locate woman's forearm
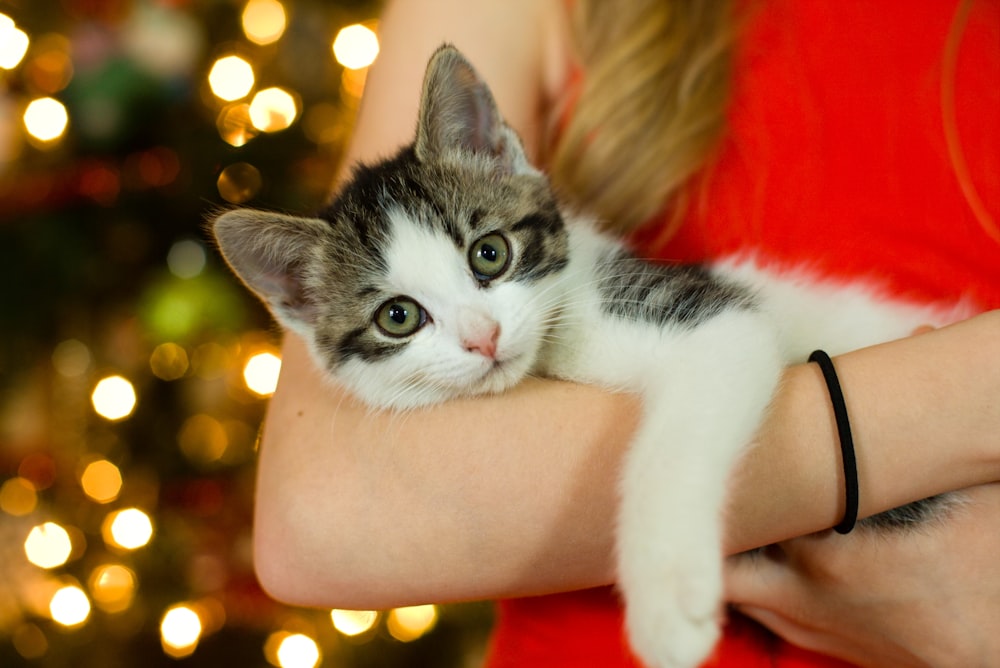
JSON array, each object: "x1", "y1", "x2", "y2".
[
  {"x1": 253, "y1": 334, "x2": 636, "y2": 608},
  {"x1": 252, "y1": 312, "x2": 1000, "y2": 609},
  {"x1": 727, "y1": 310, "x2": 1000, "y2": 553}
]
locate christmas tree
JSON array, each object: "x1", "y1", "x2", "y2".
[{"x1": 0, "y1": 1, "x2": 492, "y2": 665}]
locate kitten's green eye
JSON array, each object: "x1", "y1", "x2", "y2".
[
  {"x1": 469, "y1": 233, "x2": 510, "y2": 281},
  {"x1": 375, "y1": 297, "x2": 426, "y2": 338}
]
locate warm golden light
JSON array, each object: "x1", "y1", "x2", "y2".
[
  {"x1": 161, "y1": 604, "x2": 203, "y2": 658},
  {"x1": 0, "y1": 14, "x2": 29, "y2": 70},
  {"x1": 103, "y1": 508, "x2": 154, "y2": 550},
  {"x1": 216, "y1": 103, "x2": 258, "y2": 147},
  {"x1": 332, "y1": 23, "x2": 379, "y2": 70},
  {"x1": 89, "y1": 564, "x2": 136, "y2": 613},
  {"x1": 178, "y1": 414, "x2": 228, "y2": 465},
  {"x1": 49, "y1": 585, "x2": 91, "y2": 627},
  {"x1": 387, "y1": 604, "x2": 438, "y2": 642},
  {"x1": 243, "y1": 351, "x2": 281, "y2": 396},
  {"x1": 276, "y1": 633, "x2": 321, "y2": 668},
  {"x1": 217, "y1": 162, "x2": 263, "y2": 204},
  {"x1": 150, "y1": 342, "x2": 190, "y2": 381},
  {"x1": 24, "y1": 522, "x2": 73, "y2": 569},
  {"x1": 242, "y1": 0, "x2": 287, "y2": 45},
  {"x1": 23, "y1": 97, "x2": 69, "y2": 142},
  {"x1": 80, "y1": 459, "x2": 123, "y2": 504},
  {"x1": 330, "y1": 609, "x2": 378, "y2": 637},
  {"x1": 249, "y1": 87, "x2": 298, "y2": 132},
  {"x1": 0, "y1": 476, "x2": 37, "y2": 516},
  {"x1": 91, "y1": 375, "x2": 137, "y2": 421},
  {"x1": 208, "y1": 55, "x2": 255, "y2": 102},
  {"x1": 26, "y1": 34, "x2": 73, "y2": 93},
  {"x1": 341, "y1": 66, "x2": 368, "y2": 99},
  {"x1": 11, "y1": 623, "x2": 48, "y2": 660}
]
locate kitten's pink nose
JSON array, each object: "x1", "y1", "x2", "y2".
[{"x1": 463, "y1": 324, "x2": 500, "y2": 359}]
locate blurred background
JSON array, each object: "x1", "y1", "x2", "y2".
[{"x1": 0, "y1": 1, "x2": 493, "y2": 666}]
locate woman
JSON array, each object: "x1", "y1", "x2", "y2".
[{"x1": 252, "y1": 0, "x2": 1000, "y2": 665}]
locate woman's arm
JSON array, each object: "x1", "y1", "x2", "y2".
[
  {"x1": 255, "y1": 313, "x2": 1000, "y2": 610},
  {"x1": 250, "y1": 0, "x2": 1000, "y2": 610},
  {"x1": 725, "y1": 312, "x2": 1000, "y2": 553}
]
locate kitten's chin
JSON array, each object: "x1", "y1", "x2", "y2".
[
  {"x1": 334, "y1": 349, "x2": 536, "y2": 412},
  {"x1": 468, "y1": 353, "x2": 533, "y2": 397}
]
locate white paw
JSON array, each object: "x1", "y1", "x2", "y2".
[{"x1": 622, "y1": 555, "x2": 723, "y2": 668}]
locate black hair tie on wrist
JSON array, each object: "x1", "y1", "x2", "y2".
[{"x1": 809, "y1": 350, "x2": 859, "y2": 534}]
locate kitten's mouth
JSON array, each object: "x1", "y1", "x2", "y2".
[{"x1": 474, "y1": 352, "x2": 528, "y2": 394}]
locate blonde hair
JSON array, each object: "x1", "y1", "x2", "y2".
[{"x1": 550, "y1": 0, "x2": 736, "y2": 237}]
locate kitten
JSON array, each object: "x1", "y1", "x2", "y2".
[{"x1": 213, "y1": 45, "x2": 959, "y2": 668}]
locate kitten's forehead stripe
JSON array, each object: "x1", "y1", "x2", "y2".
[
  {"x1": 512, "y1": 212, "x2": 561, "y2": 235},
  {"x1": 468, "y1": 209, "x2": 486, "y2": 230}
]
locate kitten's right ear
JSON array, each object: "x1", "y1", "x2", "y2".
[
  {"x1": 211, "y1": 209, "x2": 329, "y2": 333},
  {"x1": 414, "y1": 44, "x2": 535, "y2": 175}
]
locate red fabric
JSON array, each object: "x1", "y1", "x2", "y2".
[{"x1": 485, "y1": 1, "x2": 999, "y2": 667}]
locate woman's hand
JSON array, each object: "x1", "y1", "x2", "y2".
[{"x1": 725, "y1": 482, "x2": 1000, "y2": 668}]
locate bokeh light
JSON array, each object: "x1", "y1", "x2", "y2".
[
  {"x1": 249, "y1": 87, "x2": 298, "y2": 132},
  {"x1": 167, "y1": 239, "x2": 207, "y2": 279},
  {"x1": 332, "y1": 23, "x2": 379, "y2": 70},
  {"x1": 178, "y1": 414, "x2": 229, "y2": 465},
  {"x1": 51, "y1": 339, "x2": 92, "y2": 377},
  {"x1": 0, "y1": 14, "x2": 30, "y2": 70},
  {"x1": 243, "y1": 351, "x2": 281, "y2": 396},
  {"x1": 387, "y1": 605, "x2": 438, "y2": 642},
  {"x1": 161, "y1": 604, "x2": 203, "y2": 658},
  {"x1": 103, "y1": 508, "x2": 154, "y2": 550},
  {"x1": 0, "y1": 477, "x2": 38, "y2": 516},
  {"x1": 208, "y1": 55, "x2": 255, "y2": 102},
  {"x1": 91, "y1": 375, "x2": 137, "y2": 421},
  {"x1": 23, "y1": 97, "x2": 69, "y2": 143},
  {"x1": 242, "y1": 0, "x2": 287, "y2": 45},
  {"x1": 11, "y1": 623, "x2": 47, "y2": 660},
  {"x1": 25, "y1": 34, "x2": 74, "y2": 94},
  {"x1": 330, "y1": 609, "x2": 378, "y2": 637},
  {"x1": 24, "y1": 522, "x2": 73, "y2": 569},
  {"x1": 49, "y1": 585, "x2": 91, "y2": 628},
  {"x1": 276, "y1": 633, "x2": 321, "y2": 668},
  {"x1": 150, "y1": 342, "x2": 190, "y2": 381},
  {"x1": 217, "y1": 162, "x2": 263, "y2": 204},
  {"x1": 216, "y1": 102, "x2": 258, "y2": 147},
  {"x1": 80, "y1": 458, "x2": 123, "y2": 504},
  {"x1": 89, "y1": 564, "x2": 136, "y2": 613}
]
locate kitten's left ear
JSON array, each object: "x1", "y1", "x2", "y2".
[
  {"x1": 211, "y1": 209, "x2": 330, "y2": 335},
  {"x1": 414, "y1": 44, "x2": 536, "y2": 176}
]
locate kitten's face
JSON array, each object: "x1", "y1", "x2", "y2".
[
  {"x1": 309, "y1": 151, "x2": 567, "y2": 409},
  {"x1": 213, "y1": 45, "x2": 567, "y2": 409}
]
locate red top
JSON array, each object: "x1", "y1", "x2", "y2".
[{"x1": 486, "y1": 1, "x2": 999, "y2": 667}]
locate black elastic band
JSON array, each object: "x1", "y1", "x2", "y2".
[{"x1": 809, "y1": 350, "x2": 859, "y2": 534}]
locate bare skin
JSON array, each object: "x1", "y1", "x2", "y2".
[{"x1": 251, "y1": 0, "x2": 1000, "y2": 659}]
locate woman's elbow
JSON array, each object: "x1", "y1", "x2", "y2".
[
  {"x1": 252, "y1": 496, "x2": 325, "y2": 607},
  {"x1": 252, "y1": 473, "x2": 412, "y2": 610}
]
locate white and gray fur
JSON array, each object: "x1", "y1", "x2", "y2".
[{"x1": 213, "y1": 46, "x2": 964, "y2": 668}]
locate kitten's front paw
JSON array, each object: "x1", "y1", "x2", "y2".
[{"x1": 623, "y1": 557, "x2": 722, "y2": 668}]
